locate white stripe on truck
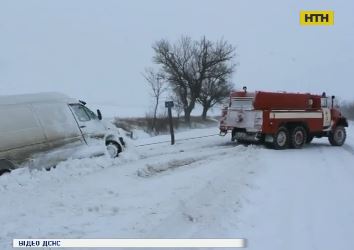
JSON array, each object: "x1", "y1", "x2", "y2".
[{"x1": 270, "y1": 112, "x2": 322, "y2": 119}]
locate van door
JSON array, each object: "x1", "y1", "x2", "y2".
[
  {"x1": 31, "y1": 102, "x2": 84, "y2": 161},
  {"x1": 32, "y1": 103, "x2": 83, "y2": 144},
  {"x1": 69, "y1": 104, "x2": 107, "y2": 141},
  {"x1": 0, "y1": 104, "x2": 47, "y2": 166}
]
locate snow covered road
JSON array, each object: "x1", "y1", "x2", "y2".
[
  {"x1": 238, "y1": 142, "x2": 354, "y2": 250},
  {"x1": 1, "y1": 126, "x2": 354, "y2": 250}
]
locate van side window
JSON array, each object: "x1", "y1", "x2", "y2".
[{"x1": 70, "y1": 104, "x2": 90, "y2": 122}]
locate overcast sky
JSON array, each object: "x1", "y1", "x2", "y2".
[{"x1": 0, "y1": 0, "x2": 353, "y2": 112}]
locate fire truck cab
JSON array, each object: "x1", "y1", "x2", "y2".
[{"x1": 219, "y1": 87, "x2": 348, "y2": 149}]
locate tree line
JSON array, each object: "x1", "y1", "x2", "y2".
[
  {"x1": 144, "y1": 35, "x2": 236, "y2": 130},
  {"x1": 341, "y1": 101, "x2": 354, "y2": 121}
]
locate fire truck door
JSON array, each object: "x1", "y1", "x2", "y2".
[{"x1": 323, "y1": 108, "x2": 331, "y2": 127}]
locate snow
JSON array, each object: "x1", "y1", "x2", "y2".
[
  {"x1": 1, "y1": 123, "x2": 354, "y2": 250},
  {"x1": 238, "y1": 143, "x2": 354, "y2": 250},
  {"x1": 0, "y1": 92, "x2": 76, "y2": 106}
]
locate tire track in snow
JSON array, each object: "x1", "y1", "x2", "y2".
[
  {"x1": 141, "y1": 146, "x2": 261, "y2": 239},
  {"x1": 342, "y1": 144, "x2": 354, "y2": 155}
]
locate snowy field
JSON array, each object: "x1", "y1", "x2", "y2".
[
  {"x1": 1, "y1": 124, "x2": 354, "y2": 250},
  {"x1": 90, "y1": 103, "x2": 222, "y2": 119}
]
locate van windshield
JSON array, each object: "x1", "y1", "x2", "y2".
[
  {"x1": 70, "y1": 104, "x2": 90, "y2": 122},
  {"x1": 82, "y1": 106, "x2": 98, "y2": 120},
  {"x1": 230, "y1": 98, "x2": 253, "y2": 109},
  {"x1": 70, "y1": 104, "x2": 99, "y2": 121}
]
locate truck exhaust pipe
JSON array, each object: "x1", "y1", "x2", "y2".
[{"x1": 331, "y1": 95, "x2": 335, "y2": 108}]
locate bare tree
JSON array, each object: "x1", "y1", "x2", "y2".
[
  {"x1": 198, "y1": 78, "x2": 234, "y2": 120},
  {"x1": 341, "y1": 100, "x2": 354, "y2": 120},
  {"x1": 152, "y1": 36, "x2": 236, "y2": 126},
  {"x1": 167, "y1": 94, "x2": 184, "y2": 129},
  {"x1": 143, "y1": 68, "x2": 167, "y2": 133},
  {"x1": 170, "y1": 95, "x2": 184, "y2": 120}
]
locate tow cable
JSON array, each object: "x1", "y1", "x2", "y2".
[{"x1": 135, "y1": 134, "x2": 219, "y2": 147}]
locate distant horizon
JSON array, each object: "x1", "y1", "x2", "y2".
[{"x1": 1, "y1": 0, "x2": 353, "y2": 113}]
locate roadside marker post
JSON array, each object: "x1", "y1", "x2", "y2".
[{"x1": 165, "y1": 101, "x2": 175, "y2": 145}]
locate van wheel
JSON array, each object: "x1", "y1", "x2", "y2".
[
  {"x1": 273, "y1": 126, "x2": 290, "y2": 150},
  {"x1": 0, "y1": 169, "x2": 11, "y2": 176},
  {"x1": 45, "y1": 166, "x2": 56, "y2": 171},
  {"x1": 329, "y1": 126, "x2": 346, "y2": 146},
  {"x1": 290, "y1": 126, "x2": 307, "y2": 149},
  {"x1": 106, "y1": 141, "x2": 122, "y2": 158}
]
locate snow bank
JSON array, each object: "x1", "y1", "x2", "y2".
[{"x1": 1, "y1": 125, "x2": 354, "y2": 250}]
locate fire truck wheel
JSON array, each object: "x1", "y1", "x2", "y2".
[
  {"x1": 290, "y1": 126, "x2": 307, "y2": 149},
  {"x1": 273, "y1": 126, "x2": 290, "y2": 150},
  {"x1": 329, "y1": 126, "x2": 346, "y2": 146},
  {"x1": 0, "y1": 169, "x2": 11, "y2": 176}
]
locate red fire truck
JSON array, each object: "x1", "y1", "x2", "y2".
[{"x1": 219, "y1": 87, "x2": 349, "y2": 149}]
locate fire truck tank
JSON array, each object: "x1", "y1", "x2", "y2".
[{"x1": 252, "y1": 91, "x2": 321, "y2": 110}]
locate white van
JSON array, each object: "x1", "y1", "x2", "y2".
[{"x1": 0, "y1": 92, "x2": 125, "y2": 175}]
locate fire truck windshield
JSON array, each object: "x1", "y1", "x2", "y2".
[
  {"x1": 321, "y1": 97, "x2": 330, "y2": 108},
  {"x1": 230, "y1": 97, "x2": 253, "y2": 110}
]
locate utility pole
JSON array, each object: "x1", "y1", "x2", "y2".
[{"x1": 165, "y1": 101, "x2": 175, "y2": 145}]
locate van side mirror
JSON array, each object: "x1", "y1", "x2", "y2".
[{"x1": 97, "y1": 109, "x2": 102, "y2": 120}]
